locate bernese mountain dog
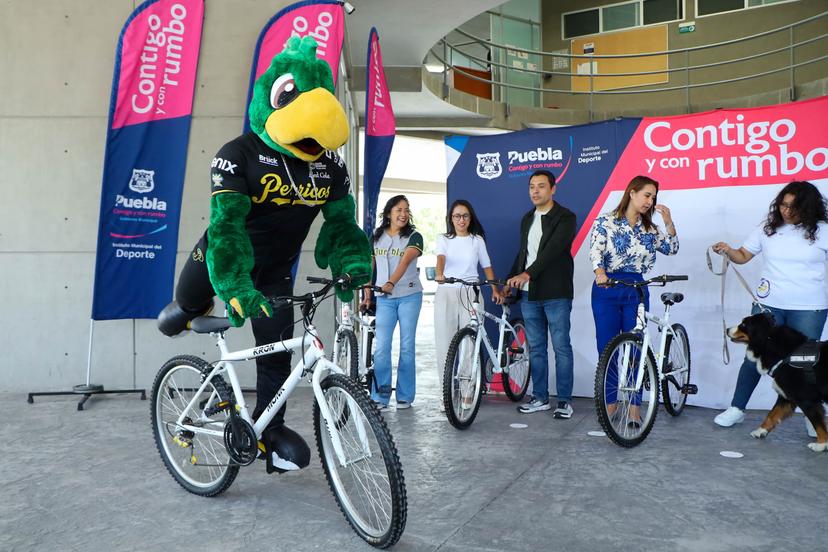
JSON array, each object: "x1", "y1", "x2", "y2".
[{"x1": 728, "y1": 312, "x2": 828, "y2": 452}]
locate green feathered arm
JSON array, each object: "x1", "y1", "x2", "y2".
[
  {"x1": 206, "y1": 192, "x2": 272, "y2": 327},
  {"x1": 315, "y1": 195, "x2": 372, "y2": 301}
]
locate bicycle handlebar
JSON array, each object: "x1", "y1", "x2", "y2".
[
  {"x1": 606, "y1": 274, "x2": 689, "y2": 287},
  {"x1": 440, "y1": 277, "x2": 504, "y2": 287}
]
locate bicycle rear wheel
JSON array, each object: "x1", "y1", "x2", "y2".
[
  {"x1": 442, "y1": 327, "x2": 484, "y2": 429},
  {"x1": 662, "y1": 323, "x2": 692, "y2": 416},
  {"x1": 314, "y1": 374, "x2": 406, "y2": 548},
  {"x1": 502, "y1": 319, "x2": 530, "y2": 402},
  {"x1": 151, "y1": 355, "x2": 239, "y2": 496},
  {"x1": 594, "y1": 333, "x2": 659, "y2": 447},
  {"x1": 334, "y1": 328, "x2": 359, "y2": 381}
]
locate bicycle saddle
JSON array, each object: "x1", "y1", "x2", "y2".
[
  {"x1": 190, "y1": 316, "x2": 232, "y2": 334},
  {"x1": 660, "y1": 292, "x2": 684, "y2": 306}
]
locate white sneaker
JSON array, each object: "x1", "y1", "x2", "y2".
[
  {"x1": 518, "y1": 399, "x2": 551, "y2": 414},
  {"x1": 714, "y1": 406, "x2": 745, "y2": 427},
  {"x1": 805, "y1": 417, "x2": 817, "y2": 438}
]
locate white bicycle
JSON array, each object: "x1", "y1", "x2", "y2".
[
  {"x1": 150, "y1": 275, "x2": 407, "y2": 548},
  {"x1": 441, "y1": 278, "x2": 530, "y2": 429},
  {"x1": 332, "y1": 285, "x2": 382, "y2": 393},
  {"x1": 593, "y1": 274, "x2": 696, "y2": 447}
]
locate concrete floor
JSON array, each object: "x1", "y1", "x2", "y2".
[{"x1": 5, "y1": 300, "x2": 827, "y2": 551}]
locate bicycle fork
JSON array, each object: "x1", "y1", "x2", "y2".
[{"x1": 311, "y1": 359, "x2": 373, "y2": 468}]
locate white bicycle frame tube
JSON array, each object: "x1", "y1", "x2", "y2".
[
  {"x1": 174, "y1": 323, "x2": 359, "y2": 466},
  {"x1": 467, "y1": 295, "x2": 516, "y2": 374},
  {"x1": 619, "y1": 301, "x2": 675, "y2": 392},
  {"x1": 332, "y1": 310, "x2": 375, "y2": 379}
]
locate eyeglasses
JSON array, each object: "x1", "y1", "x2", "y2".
[
  {"x1": 780, "y1": 201, "x2": 797, "y2": 212},
  {"x1": 451, "y1": 213, "x2": 471, "y2": 220}
]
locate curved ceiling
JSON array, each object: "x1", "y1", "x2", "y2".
[{"x1": 345, "y1": 0, "x2": 506, "y2": 128}]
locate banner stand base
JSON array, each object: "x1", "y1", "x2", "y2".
[{"x1": 27, "y1": 386, "x2": 146, "y2": 411}]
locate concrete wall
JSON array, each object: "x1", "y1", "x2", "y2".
[{"x1": 0, "y1": 0, "x2": 347, "y2": 393}]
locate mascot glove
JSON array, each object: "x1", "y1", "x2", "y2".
[
  {"x1": 227, "y1": 289, "x2": 273, "y2": 328},
  {"x1": 338, "y1": 255, "x2": 372, "y2": 301}
]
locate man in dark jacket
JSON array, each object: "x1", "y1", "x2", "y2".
[{"x1": 506, "y1": 170, "x2": 576, "y2": 417}]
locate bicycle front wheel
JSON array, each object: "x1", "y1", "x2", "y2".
[
  {"x1": 151, "y1": 355, "x2": 239, "y2": 496},
  {"x1": 594, "y1": 333, "x2": 659, "y2": 447},
  {"x1": 314, "y1": 374, "x2": 406, "y2": 548},
  {"x1": 334, "y1": 328, "x2": 359, "y2": 381},
  {"x1": 662, "y1": 323, "x2": 692, "y2": 416},
  {"x1": 502, "y1": 318, "x2": 530, "y2": 402},
  {"x1": 442, "y1": 327, "x2": 484, "y2": 429}
]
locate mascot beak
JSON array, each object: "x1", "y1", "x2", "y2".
[{"x1": 264, "y1": 87, "x2": 349, "y2": 162}]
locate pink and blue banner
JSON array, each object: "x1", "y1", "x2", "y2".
[
  {"x1": 447, "y1": 96, "x2": 828, "y2": 408},
  {"x1": 362, "y1": 27, "x2": 396, "y2": 234},
  {"x1": 243, "y1": 0, "x2": 345, "y2": 132},
  {"x1": 92, "y1": 0, "x2": 204, "y2": 320}
]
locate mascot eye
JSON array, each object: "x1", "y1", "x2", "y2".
[{"x1": 270, "y1": 73, "x2": 299, "y2": 109}]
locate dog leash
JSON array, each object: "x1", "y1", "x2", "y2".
[{"x1": 706, "y1": 246, "x2": 768, "y2": 364}]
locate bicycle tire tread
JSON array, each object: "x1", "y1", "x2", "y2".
[
  {"x1": 151, "y1": 355, "x2": 239, "y2": 497},
  {"x1": 313, "y1": 373, "x2": 407, "y2": 548}
]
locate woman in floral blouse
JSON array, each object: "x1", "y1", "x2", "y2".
[{"x1": 588, "y1": 175, "x2": 679, "y2": 422}]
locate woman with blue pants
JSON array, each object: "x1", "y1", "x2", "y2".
[
  {"x1": 360, "y1": 195, "x2": 423, "y2": 410},
  {"x1": 589, "y1": 176, "x2": 679, "y2": 424}
]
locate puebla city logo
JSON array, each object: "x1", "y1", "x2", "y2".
[
  {"x1": 476, "y1": 153, "x2": 502, "y2": 180},
  {"x1": 129, "y1": 169, "x2": 156, "y2": 193}
]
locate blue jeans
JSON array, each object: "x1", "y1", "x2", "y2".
[
  {"x1": 372, "y1": 292, "x2": 422, "y2": 405},
  {"x1": 730, "y1": 303, "x2": 827, "y2": 409},
  {"x1": 592, "y1": 272, "x2": 650, "y2": 405},
  {"x1": 521, "y1": 297, "x2": 574, "y2": 403}
]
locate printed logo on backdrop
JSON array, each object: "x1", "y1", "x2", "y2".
[
  {"x1": 128, "y1": 169, "x2": 156, "y2": 193},
  {"x1": 476, "y1": 153, "x2": 502, "y2": 180},
  {"x1": 506, "y1": 144, "x2": 571, "y2": 180}
]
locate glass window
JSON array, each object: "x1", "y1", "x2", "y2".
[
  {"x1": 643, "y1": 0, "x2": 682, "y2": 24},
  {"x1": 698, "y1": 0, "x2": 744, "y2": 16},
  {"x1": 748, "y1": 0, "x2": 788, "y2": 5},
  {"x1": 564, "y1": 10, "x2": 599, "y2": 38},
  {"x1": 603, "y1": 2, "x2": 640, "y2": 32}
]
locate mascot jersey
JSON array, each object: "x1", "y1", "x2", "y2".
[
  {"x1": 209, "y1": 132, "x2": 350, "y2": 270},
  {"x1": 157, "y1": 36, "x2": 371, "y2": 470}
]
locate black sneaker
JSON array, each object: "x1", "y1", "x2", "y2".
[{"x1": 552, "y1": 401, "x2": 573, "y2": 419}]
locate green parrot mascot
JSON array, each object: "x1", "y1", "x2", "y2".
[{"x1": 157, "y1": 36, "x2": 371, "y2": 474}]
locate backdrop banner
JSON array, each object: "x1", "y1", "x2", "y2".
[
  {"x1": 362, "y1": 27, "x2": 396, "y2": 234},
  {"x1": 243, "y1": 0, "x2": 344, "y2": 132},
  {"x1": 92, "y1": 0, "x2": 205, "y2": 320},
  {"x1": 446, "y1": 96, "x2": 828, "y2": 408}
]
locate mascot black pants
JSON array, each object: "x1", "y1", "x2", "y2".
[{"x1": 174, "y1": 235, "x2": 295, "y2": 429}]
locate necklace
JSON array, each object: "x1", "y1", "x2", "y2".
[{"x1": 280, "y1": 153, "x2": 318, "y2": 206}]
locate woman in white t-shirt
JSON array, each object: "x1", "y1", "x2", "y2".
[
  {"x1": 712, "y1": 181, "x2": 828, "y2": 430},
  {"x1": 435, "y1": 200, "x2": 503, "y2": 398}
]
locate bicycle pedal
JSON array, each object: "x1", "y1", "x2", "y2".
[
  {"x1": 683, "y1": 383, "x2": 698, "y2": 395},
  {"x1": 509, "y1": 346, "x2": 524, "y2": 354}
]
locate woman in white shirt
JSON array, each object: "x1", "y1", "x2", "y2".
[
  {"x1": 713, "y1": 181, "x2": 828, "y2": 430},
  {"x1": 435, "y1": 200, "x2": 503, "y2": 394}
]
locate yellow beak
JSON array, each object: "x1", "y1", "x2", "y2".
[{"x1": 264, "y1": 87, "x2": 350, "y2": 162}]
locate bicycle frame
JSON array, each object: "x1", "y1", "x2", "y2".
[
  {"x1": 332, "y1": 305, "x2": 375, "y2": 378},
  {"x1": 174, "y1": 323, "x2": 365, "y2": 468},
  {"x1": 462, "y1": 285, "x2": 519, "y2": 375},
  {"x1": 618, "y1": 293, "x2": 681, "y2": 394}
]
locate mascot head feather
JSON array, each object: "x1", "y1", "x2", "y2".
[{"x1": 249, "y1": 36, "x2": 349, "y2": 162}]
